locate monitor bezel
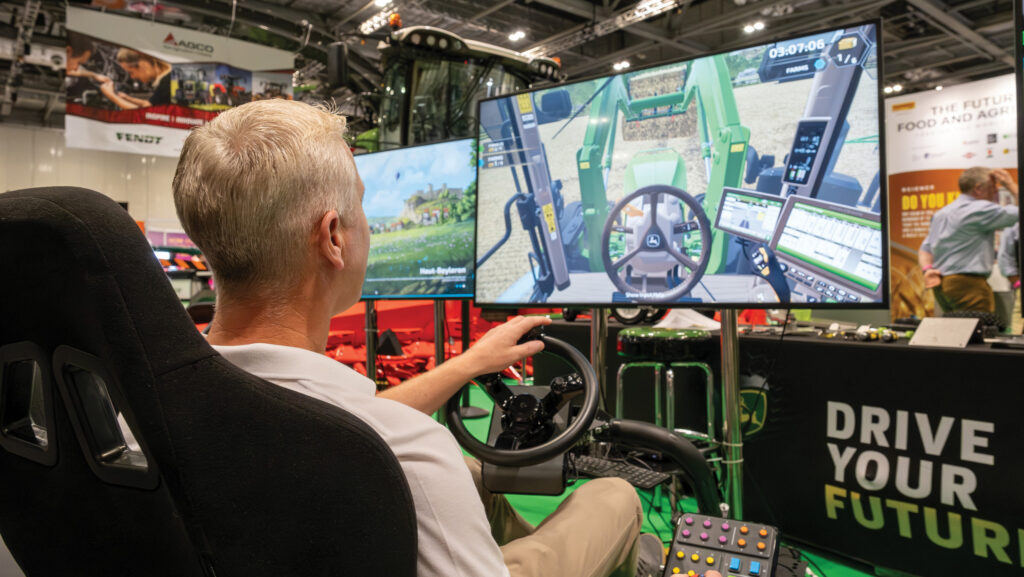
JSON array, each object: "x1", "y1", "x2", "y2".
[
  {"x1": 714, "y1": 187, "x2": 788, "y2": 243},
  {"x1": 472, "y1": 19, "x2": 889, "y2": 309},
  {"x1": 356, "y1": 136, "x2": 479, "y2": 301},
  {"x1": 1016, "y1": 0, "x2": 1023, "y2": 309},
  {"x1": 768, "y1": 195, "x2": 885, "y2": 302}
]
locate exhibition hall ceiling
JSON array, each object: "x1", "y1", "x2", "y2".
[{"x1": 0, "y1": 0, "x2": 1016, "y2": 125}]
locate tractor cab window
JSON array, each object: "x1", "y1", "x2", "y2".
[{"x1": 379, "y1": 61, "x2": 409, "y2": 150}]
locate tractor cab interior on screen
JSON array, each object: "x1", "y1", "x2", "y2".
[{"x1": 474, "y1": 23, "x2": 885, "y2": 308}]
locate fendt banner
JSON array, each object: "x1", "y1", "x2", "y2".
[{"x1": 65, "y1": 6, "x2": 294, "y2": 157}]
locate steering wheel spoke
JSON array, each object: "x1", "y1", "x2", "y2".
[
  {"x1": 666, "y1": 244, "x2": 701, "y2": 271},
  {"x1": 610, "y1": 245, "x2": 642, "y2": 271},
  {"x1": 473, "y1": 372, "x2": 516, "y2": 407}
]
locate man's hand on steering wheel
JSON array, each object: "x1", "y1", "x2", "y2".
[{"x1": 461, "y1": 315, "x2": 552, "y2": 373}]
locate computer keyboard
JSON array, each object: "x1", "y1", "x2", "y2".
[{"x1": 572, "y1": 454, "x2": 671, "y2": 490}]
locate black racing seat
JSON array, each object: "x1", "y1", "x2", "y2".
[{"x1": 0, "y1": 187, "x2": 417, "y2": 576}]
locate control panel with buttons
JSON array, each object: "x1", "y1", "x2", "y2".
[{"x1": 662, "y1": 513, "x2": 778, "y2": 577}]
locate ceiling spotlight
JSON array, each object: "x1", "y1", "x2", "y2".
[
  {"x1": 935, "y1": 85, "x2": 943, "y2": 91},
  {"x1": 743, "y1": 24, "x2": 755, "y2": 33},
  {"x1": 883, "y1": 86, "x2": 893, "y2": 94},
  {"x1": 753, "y1": 21, "x2": 765, "y2": 30},
  {"x1": 509, "y1": 30, "x2": 526, "y2": 42},
  {"x1": 613, "y1": 60, "x2": 631, "y2": 71},
  {"x1": 892, "y1": 84, "x2": 903, "y2": 92},
  {"x1": 359, "y1": 7, "x2": 394, "y2": 34},
  {"x1": 374, "y1": 0, "x2": 390, "y2": 6}
]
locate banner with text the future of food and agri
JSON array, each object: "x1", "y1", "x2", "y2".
[{"x1": 885, "y1": 74, "x2": 1017, "y2": 320}]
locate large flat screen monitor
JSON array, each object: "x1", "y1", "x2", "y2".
[
  {"x1": 355, "y1": 138, "x2": 477, "y2": 299},
  {"x1": 474, "y1": 22, "x2": 886, "y2": 308}
]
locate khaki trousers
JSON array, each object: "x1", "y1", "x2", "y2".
[
  {"x1": 465, "y1": 457, "x2": 643, "y2": 577},
  {"x1": 935, "y1": 274, "x2": 994, "y2": 313}
]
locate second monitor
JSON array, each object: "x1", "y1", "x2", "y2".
[{"x1": 354, "y1": 138, "x2": 477, "y2": 300}]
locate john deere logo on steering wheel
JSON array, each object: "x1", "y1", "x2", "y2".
[{"x1": 645, "y1": 233, "x2": 662, "y2": 248}]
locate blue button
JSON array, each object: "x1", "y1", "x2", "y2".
[
  {"x1": 729, "y1": 558, "x2": 741, "y2": 571},
  {"x1": 749, "y1": 561, "x2": 762, "y2": 575}
]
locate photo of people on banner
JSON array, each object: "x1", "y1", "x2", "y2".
[{"x1": 68, "y1": 31, "x2": 291, "y2": 114}]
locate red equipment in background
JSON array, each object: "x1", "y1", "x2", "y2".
[{"x1": 325, "y1": 300, "x2": 507, "y2": 386}]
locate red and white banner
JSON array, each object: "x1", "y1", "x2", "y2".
[
  {"x1": 884, "y1": 74, "x2": 1017, "y2": 320},
  {"x1": 65, "y1": 6, "x2": 294, "y2": 157}
]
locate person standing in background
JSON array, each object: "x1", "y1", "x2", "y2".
[{"x1": 918, "y1": 167, "x2": 1018, "y2": 313}]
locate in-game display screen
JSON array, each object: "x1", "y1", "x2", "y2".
[
  {"x1": 355, "y1": 138, "x2": 477, "y2": 299},
  {"x1": 474, "y1": 22, "x2": 886, "y2": 308}
]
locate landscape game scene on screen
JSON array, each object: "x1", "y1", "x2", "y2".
[
  {"x1": 355, "y1": 138, "x2": 477, "y2": 299},
  {"x1": 475, "y1": 23, "x2": 885, "y2": 307}
]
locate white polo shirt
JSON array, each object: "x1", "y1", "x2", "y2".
[{"x1": 214, "y1": 343, "x2": 510, "y2": 577}]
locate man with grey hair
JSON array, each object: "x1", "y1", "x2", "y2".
[
  {"x1": 918, "y1": 166, "x2": 1018, "y2": 312},
  {"x1": 173, "y1": 99, "x2": 657, "y2": 577}
]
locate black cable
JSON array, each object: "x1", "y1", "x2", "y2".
[
  {"x1": 698, "y1": 279, "x2": 714, "y2": 300},
  {"x1": 637, "y1": 487, "x2": 673, "y2": 542}
]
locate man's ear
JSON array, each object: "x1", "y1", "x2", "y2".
[{"x1": 318, "y1": 210, "x2": 345, "y2": 271}]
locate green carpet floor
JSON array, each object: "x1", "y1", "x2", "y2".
[{"x1": 453, "y1": 386, "x2": 874, "y2": 577}]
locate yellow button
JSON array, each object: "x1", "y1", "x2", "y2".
[
  {"x1": 737, "y1": 539, "x2": 746, "y2": 547},
  {"x1": 672, "y1": 568, "x2": 680, "y2": 574},
  {"x1": 759, "y1": 528, "x2": 768, "y2": 538},
  {"x1": 691, "y1": 553, "x2": 700, "y2": 562},
  {"x1": 676, "y1": 551, "x2": 685, "y2": 559},
  {"x1": 687, "y1": 572, "x2": 696, "y2": 577},
  {"x1": 757, "y1": 542, "x2": 767, "y2": 551},
  {"x1": 705, "y1": 556, "x2": 715, "y2": 565}
]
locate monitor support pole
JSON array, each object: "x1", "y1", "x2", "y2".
[
  {"x1": 365, "y1": 299, "x2": 378, "y2": 388},
  {"x1": 590, "y1": 308, "x2": 609, "y2": 404},
  {"x1": 720, "y1": 309, "x2": 743, "y2": 519},
  {"x1": 433, "y1": 300, "x2": 447, "y2": 425},
  {"x1": 459, "y1": 299, "x2": 489, "y2": 419}
]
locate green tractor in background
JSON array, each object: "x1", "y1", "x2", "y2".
[{"x1": 344, "y1": 25, "x2": 562, "y2": 153}]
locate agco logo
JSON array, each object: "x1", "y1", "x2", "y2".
[{"x1": 163, "y1": 33, "x2": 214, "y2": 55}]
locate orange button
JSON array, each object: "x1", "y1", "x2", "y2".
[
  {"x1": 705, "y1": 557, "x2": 715, "y2": 565},
  {"x1": 740, "y1": 526, "x2": 749, "y2": 535},
  {"x1": 676, "y1": 551, "x2": 685, "y2": 559},
  {"x1": 759, "y1": 528, "x2": 768, "y2": 538},
  {"x1": 691, "y1": 553, "x2": 700, "y2": 562},
  {"x1": 737, "y1": 539, "x2": 747, "y2": 547},
  {"x1": 757, "y1": 542, "x2": 767, "y2": 551}
]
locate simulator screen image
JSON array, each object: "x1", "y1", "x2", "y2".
[
  {"x1": 475, "y1": 23, "x2": 886, "y2": 308},
  {"x1": 355, "y1": 138, "x2": 477, "y2": 299}
]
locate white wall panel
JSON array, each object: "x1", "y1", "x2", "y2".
[
  {"x1": 0, "y1": 124, "x2": 184, "y2": 232},
  {"x1": 3, "y1": 126, "x2": 36, "y2": 192}
]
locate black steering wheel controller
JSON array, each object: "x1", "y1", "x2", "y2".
[{"x1": 446, "y1": 331, "x2": 600, "y2": 468}]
